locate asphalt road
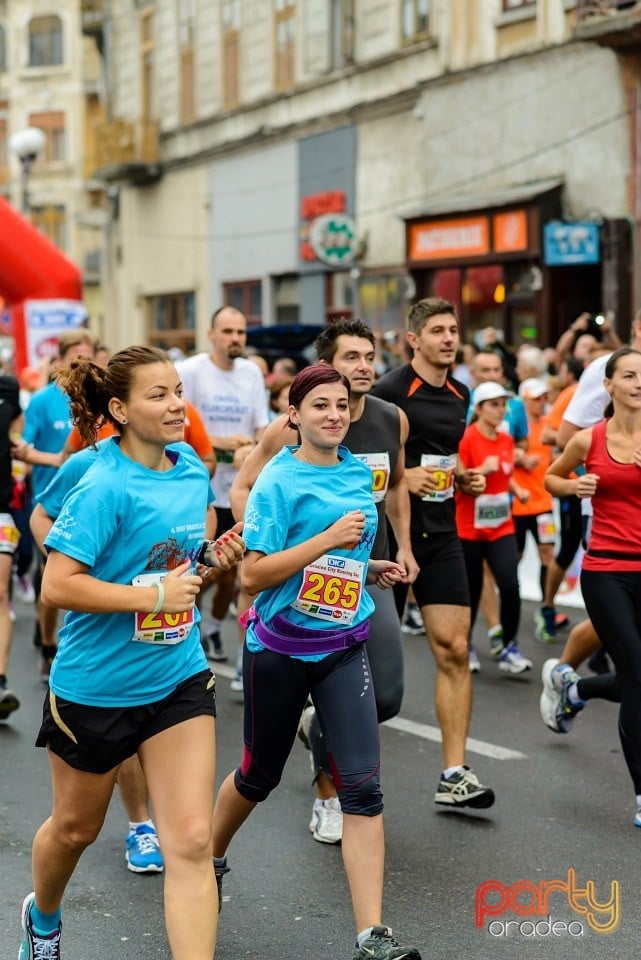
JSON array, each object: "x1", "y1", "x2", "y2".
[{"x1": 1, "y1": 594, "x2": 638, "y2": 959}]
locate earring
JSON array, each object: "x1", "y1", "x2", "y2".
[{"x1": 121, "y1": 419, "x2": 128, "y2": 425}]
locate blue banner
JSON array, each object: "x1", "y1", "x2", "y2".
[{"x1": 544, "y1": 222, "x2": 600, "y2": 265}]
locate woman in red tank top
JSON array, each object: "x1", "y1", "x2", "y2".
[{"x1": 545, "y1": 347, "x2": 641, "y2": 828}]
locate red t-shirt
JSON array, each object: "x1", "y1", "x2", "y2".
[{"x1": 456, "y1": 423, "x2": 515, "y2": 541}]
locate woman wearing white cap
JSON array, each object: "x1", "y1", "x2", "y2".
[{"x1": 456, "y1": 381, "x2": 532, "y2": 675}]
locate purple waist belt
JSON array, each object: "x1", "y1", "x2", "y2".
[{"x1": 252, "y1": 612, "x2": 370, "y2": 656}]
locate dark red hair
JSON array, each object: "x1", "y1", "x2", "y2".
[{"x1": 288, "y1": 364, "x2": 350, "y2": 411}]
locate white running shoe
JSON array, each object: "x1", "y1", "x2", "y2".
[
  {"x1": 469, "y1": 645, "x2": 481, "y2": 673},
  {"x1": 309, "y1": 797, "x2": 343, "y2": 844},
  {"x1": 498, "y1": 643, "x2": 532, "y2": 675}
]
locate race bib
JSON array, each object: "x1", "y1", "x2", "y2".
[
  {"x1": 0, "y1": 513, "x2": 19, "y2": 555},
  {"x1": 537, "y1": 512, "x2": 557, "y2": 544},
  {"x1": 420, "y1": 454, "x2": 456, "y2": 502},
  {"x1": 474, "y1": 493, "x2": 511, "y2": 530},
  {"x1": 355, "y1": 452, "x2": 390, "y2": 503},
  {"x1": 292, "y1": 554, "x2": 365, "y2": 625},
  {"x1": 131, "y1": 570, "x2": 195, "y2": 645}
]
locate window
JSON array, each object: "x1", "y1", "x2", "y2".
[
  {"x1": 31, "y1": 205, "x2": 67, "y2": 250},
  {"x1": 178, "y1": 0, "x2": 195, "y2": 123},
  {"x1": 28, "y1": 112, "x2": 66, "y2": 163},
  {"x1": 274, "y1": 0, "x2": 295, "y2": 91},
  {"x1": 221, "y1": 0, "x2": 240, "y2": 108},
  {"x1": 29, "y1": 15, "x2": 63, "y2": 67},
  {"x1": 401, "y1": 0, "x2": 429, "y2": 43},
  {"x1": 0, "y1": 24, "x2": 6, "y2": 72},
  {"x1": 140, "y1": 8, "x2": 155, "y2": 123},
  {"x1": 223, "y1": 280, "x2": 262, "y2": 325},
  {"x1": 330, "y1": 0, "x2": 354, "y2": 70},
  {"x1": 147, "y1": 292, "x2": 197, "y2": 354}
]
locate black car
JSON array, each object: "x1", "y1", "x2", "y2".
[{"x1": 245, "y1": 323, "x2": 325, "y2": 370}]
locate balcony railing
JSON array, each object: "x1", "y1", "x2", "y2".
[
  {"x1": 575, "y1": 0, "x2": 641, "y2": 47},
  {"x1": 91, "y1": 118, "x2": 160, "y2": 174}
]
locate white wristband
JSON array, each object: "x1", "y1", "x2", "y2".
[{"x1": 152, "y1": 581, "x2": 165, "y2": 615}]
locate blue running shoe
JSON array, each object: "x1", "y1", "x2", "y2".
[
  {"x1": 18, "y1": 892, "x2": 62, "y2": 960},
  {"x1": 126, "y1": 823, "x2": 164, "y2": 873}
]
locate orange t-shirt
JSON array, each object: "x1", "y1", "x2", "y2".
[
  {"x1": 545, "y1": 384, "x2": 577, "y2": 432},
  {"x1": 512, "y1": 417, "x2": 553, "y2": 517},
  {"x1": 65, "y1": 401, "x2": 213, "y2": 461},
  {"x1": 456, "y1": 423, "x2": 516, "y2": 541}
]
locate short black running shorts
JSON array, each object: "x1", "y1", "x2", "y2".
[
  {"x1": 411, "y1": 530, "x2": 470, "y2": 608},
  {"x1": 36, "y1": 668, "x2": 216, "y2": 774}
]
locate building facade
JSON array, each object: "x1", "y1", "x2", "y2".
[{"x1": 84, "y1": 0, "x2": 641, "y2": 353}]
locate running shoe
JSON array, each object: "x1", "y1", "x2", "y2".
[
  {"x1": 297, "y1": 701, "x2": 315, "y2": 750},
  {"x1": 634, "y1": 810, "x2": 641, "y2": 830},
  {"x1": 540, "y1": 659, "x2": 584, "y2": 733},
  {"x1": 434, "y1": 766, "x2": 495, "y2": 809},
  {"x1": 498, "y1": 643, "x2": 532, "y2": 675},
  {"x1": 206, "y1": 630, "x2": 228, "y2": 662},
  {"x1": 555, "y1": 612, "x2": 570, "y2": 629},
  {"x1": 309, "y1": 797, "x2": 343, "y2": 844},
  {"x1": 214, "y1": 856, "x2": 230, "y2": 913},
  {"x1": 468, "y1": 645, "x2": 481, "y2": 674},
  {"x1": 125, "y1": 824, "x2": 164, "y2": 873},
  {"x1": 230, "y1": 668, "x2": 243, "y2": 694},
  {"x1": 16, "y1": 575, "x2": 36, "y2": 604},
  {"x1": 352, "y1": 926, "x2": 422, "y2": 960},
  {"x1": 18, "y1": 892, "x2": 62, "y2": 960},
  {"x1": 534, "y1": 610, "x2": 555, "y2": 644},
  {"x1": 488, "y1": 627, "x2": 505, "y2": 659},
  {"x1": 0, "y1": 681, "x2": 19, "y2": 720},
  {"x1": 8, "y1": 602, "x2": 15, "y2": 622},
  {"x1": 401, "y1": 604, "x2": 424, "y2": 636}
]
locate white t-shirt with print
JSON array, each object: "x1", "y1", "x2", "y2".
[
  {"x1": 177, "y1": 353, "x2": 269, "y2": 507},
  {"x1": 563, "y1": 353, "x2": 610, "y2": 429}
]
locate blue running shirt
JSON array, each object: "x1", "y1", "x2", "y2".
[
  {"x1": 44, "y1": 438, "x2": 213, "y2": 706},
  {"x1": 243, "y1": 445, "x2": 378, "y2": 659}
]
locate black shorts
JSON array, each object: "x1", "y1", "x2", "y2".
[
  {"x1": 36, "y1": 669, "x2": 216, "y2": 774},
  {"x1": 215, "y1": 507, "x2": 234, "y2": 539},
  {"x1": 411, "y1": 531, "x2": 470, "y2": 608}
]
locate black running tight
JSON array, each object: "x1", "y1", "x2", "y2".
[{"x1": 580, "y1": 569, "x2": 641, "y2": 794}]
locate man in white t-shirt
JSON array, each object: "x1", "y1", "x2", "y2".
[{"x1": 178, "y1": 306, "x2": 269, "y2": 660}]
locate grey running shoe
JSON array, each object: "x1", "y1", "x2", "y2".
[
  {"x1": 213, "y1": 857, "x2": 230, "y2": 913},
  {"x1": 309, "y1": 797, "x2": 343, "y2": 844},
  {"x1": 498, "y1": 643, "x2": 532, "y2": 675},
  {"x1": 18, "y1": 892, "x2": 62, "y2": 960},
  {"x1": 0, "y1": 682, "x2": 19, "y2": 720},
  {"x1": 401, "y1": 604, "x2": 424, "y2": 636},
  {"x1": 540, "y1": 658, "x2": 584, "y2": 733},
  {"x1": 434, "y1": 766, "x2": 495, "y2": 809},
  {"x1": 352, "y1": 926, "x2": 421, "y2": 960}
]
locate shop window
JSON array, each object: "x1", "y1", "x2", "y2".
[
  {"x1": 31, "y1": 204, "x2": 67, "y2": 250},
  {"x1": 274, "y1": 0, "x2": 295, "y2": 91},
  {"x1": 401, "y1": 0, "x2": 429, "y2": 44},
  {"x1": 359, "y1": 272, "x2": 407, "y2": 332},
  {"x1": 28, "y1": 15, "x2": 63, "y2": 67},
  {"x1": 178, "y1": 0, "x2": 195, "y2": 124},
  {"x1": 147, "y1": 291, "x2": 197, "y2": 354},
  {"x1": 28, "y1": 112, "x2": 66, "y2": 164},
  {"x1": 273, "y1": 274, "x2": 300, "y2": 325},
  {"x1": 224, "y1": 280, "x2": 262, "y2": 325},
  {"x1": 324, "y1": 271, "x2": 354, "y2": 324},
  {"x1": 221, "y1": 0, "x2": 241, "y2": 108},
  {"x1": 140, "y1": 8, "x2": 155, "y2": 123},
  {"x1": 331, "y1": 0, "x2": 354, "y2": 70},
  {"x1": 0, "y1": 24, "x2": 6, "y2": 72}
]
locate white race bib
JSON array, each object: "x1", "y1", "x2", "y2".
[
  {"x1": 537, "y1": 512, "x2": 557, "y2": 544},
  {"x1": 0, "y1": 513, "x2": 19, "y2": 556},
  {"x1": 420, "y1": 454, "x2": 456, "y2": 502},
  {"x1": 474, "y1": 493, "x2": 511, "y2": 530},
  {"x1": 355, "y1": 452, "x2": 390, "y2": 503},
  {"x1": 131, "y1": 571, "x2": 195, "y2": 645},
  {"x1": 291, "y1": 553, "x2": 365, "y2": 625}
]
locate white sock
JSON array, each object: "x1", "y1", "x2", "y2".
[
  {"x1": 443, "y1": 765, "x2": 464, "y2": 780},
  {"x1": 357, "y1": 927, "x2": 375, "y2": 949},
  {"x1": 566, "y1": 682, "x2": 583, "y2": 706},
  {"x1": 488, "y1": 625, "x2": 502, "y2": 638},
  {"x1": 128, "y1": 819, "x2": 155, "y2": 833}
]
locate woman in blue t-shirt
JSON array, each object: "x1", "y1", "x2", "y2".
[
  {"x1": 211, "y1": 364, "x2": 421, "y2": 960},
  {"x1": 18, "y1": 346, "x2": 245, "y2": 960}
]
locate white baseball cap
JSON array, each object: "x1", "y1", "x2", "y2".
[
  {"x1": 518, "y1": 378, "x2": 549, "y2": 400},
  {"x1": 472, "y1": 381, "x2": 512, "y2": 406}
]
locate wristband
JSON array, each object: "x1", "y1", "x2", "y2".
[{"x1": 152, "y1": 581, "x2": 165, "y2": 615}]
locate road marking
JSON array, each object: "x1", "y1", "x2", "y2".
[
  {"x1": 214, "y1": 662, "x2": 527, "y2": 760},
  {"x1": 383, "y1": 716, "x2": 527, "y2": 760}
]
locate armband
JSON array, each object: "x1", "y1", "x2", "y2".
[{"x1": 152, "y1": 580, "x2": 165, "y2": 615}]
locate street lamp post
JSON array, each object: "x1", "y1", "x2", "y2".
[{"x1": 8, "y1": 126, "x2": 46, "y2": 216}]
